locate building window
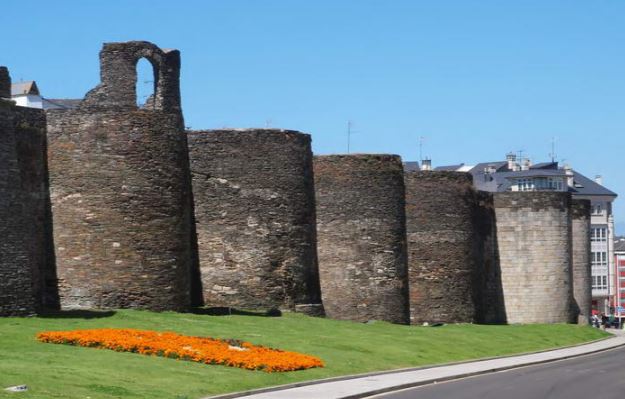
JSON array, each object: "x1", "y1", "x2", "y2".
[
  {"x1": 591, "y1": 228, "x2": 607, "y2": 242},
  {"x1": 514, "y1": 177, "x2": 563, "y2": 191},
  {"x1": 516, "y1": 178, "x2": 532, "y2": 191},
  {"x1": 592, "y1": 275, "x2": 608, "y2": 290},
  {"x1": 592, "y1": 204, "x2": 603, "y2": 215}
]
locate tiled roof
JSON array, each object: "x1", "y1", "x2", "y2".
[
  {"x1": 43, "y1": 98, "x2": 81, "y2": 110},
  {"x1": 434, "y1": 164, "x2": 464, "y2": 171},
  {"x1": 403, "y1": 161, "x2": 420, "y2": 172},
  {"x1": 11, "y1": 81, "x2": 39, "y2": 96},
  {"x1": 569, "y1": 171, "x2": 617, "y2": 197},
  {"x1": 405, "y1": 159, "x2": 617, "y2": 197}
]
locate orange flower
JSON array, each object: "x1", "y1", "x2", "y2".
[{"x1": 36, "y1": 329, "x2": 324, "y2": 372}]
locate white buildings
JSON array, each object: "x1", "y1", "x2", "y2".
[
  {"x1": 11, "y1": 80, "x2": 79, "y2": 110},
  {"x1": 11, "y1": 81, "x2": 43, "y2": 108},
  {"x1": 433, "y1": 153, "x2": 617, "y2": 313},
  {"x1": 614, "y1": 238, "x2": 625, "y2": 316}
]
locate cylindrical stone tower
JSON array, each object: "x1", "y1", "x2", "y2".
[
  {"x1": 314, "y1": 154, "x2": 409, "y2": 324},
  {"x1": 473, "y1": 191, "x2": 506, "y2": 324},
  {"x1": 45, "y1": 42, "x2": 194, "y2": 311},
  {"x1": 404, "y1": 171, "x2": 477, "y2": 324},
  {"x1": 187, "y1": 129, "x2": 323, "y2": 315},
  {"x1": 0, "y1": 67, "x2": 50, "y2": 316},
  {"x1": 494, "y1": 192, "x2": 573, "y2": 324},
  {"x1": 571, "y1": 199, "x2": 592, "y2": 324}
]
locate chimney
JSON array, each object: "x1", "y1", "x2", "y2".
[
  {"x1": 521, "y1": 158, "x2": 531, "y2": 171},
  {"x1": 421, "y1": 158, "x2": 432, "y2": 171},
  {"x1": 564, "y1": 164, "x2": 574, "y2": 187},
  {"x1": 506, "y1": 152, "x2": 517, "y2": 171},
  {"x1": 0, "y1": 67, "x2": 10, "y2": 99},
  {"x1": 595, "y1": 175, "x2": 603, "y2": 186}
]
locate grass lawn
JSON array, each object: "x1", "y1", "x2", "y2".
[{"x1": 0, "y1": 310, "x2": 608, "y2": 399}]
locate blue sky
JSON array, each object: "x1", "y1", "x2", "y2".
[{"x1": 2, "y1": 1, "x2": 624, "y2": 231}]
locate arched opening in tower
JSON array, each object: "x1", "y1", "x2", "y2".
[{"x1": 136, "y1": 58, "x2": 156, "y2": 108}]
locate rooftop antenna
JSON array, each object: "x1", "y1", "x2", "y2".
[
  {"x1": 419, "y1": 136, "x2": 427, "y2": 163},
  {"x1": 347, "y1": 120, "x2": 356, "y2": 154},
  {"x1": 549, "y1": 136, "x2": 557, "y2": 163},
  {"x1": 516, "y1": 149, "x2": 525, "y2": 169}
]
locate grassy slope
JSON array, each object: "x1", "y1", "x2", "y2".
[{"x1": 0, "y1": 310, "x2": 607, "y2": 399}]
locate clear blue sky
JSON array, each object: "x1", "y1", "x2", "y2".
[{"x1": 3, "y1": 1, "x2": 624, "y2": 231}]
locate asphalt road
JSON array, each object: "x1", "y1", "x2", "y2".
[{"x1": 373, "y1": 346, "x2": 625, "y2": 399}]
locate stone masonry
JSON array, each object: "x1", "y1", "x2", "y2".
[
  {"x1": 404, "y1": 171, "x2": 478, "y2": 324},
  {"x1": 473, "y1": 191, "x2": 507, "y2": 324},
  {"x1": 493, "y1": 192, "x2": 574, "y2": 324},
  {"x1": 571, "y1": 199, "x2": 592, "y2": 324},
  {"x1": 0, "y1": 67, "x2": 51, "y2": 315},
  {"x1": 314, "y1": 155, "x2": 409, "y2": 324},
  {"x1": 2, "y1": 40, "x2": 591, "y2": 325},
  {"x1": 187, "y1": 129, "x2": 323, "y2": 315},
  {"x1": 45, "y1": 42, "x2": 194, "y2": 311}
]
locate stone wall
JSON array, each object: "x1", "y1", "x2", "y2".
[
  {"x1": 0, "y1": 67, "x2": 10, "y2": 98},
  {"x1": 187, "y1": 129, "x2": 323, "y2": 315},
  {"x1": 404, "y1": 171, "x2": 478, "y2": 324},
  {"x1": 0, "y1": 67, "x2": 51, "y2": 316},
  {"x1": 493, "y1": 192, "x2": 573, "y2": 324},
  {"x1": 571, "y1": 199, "x2": 591, "y2": 324},
  {"x1": 314, "y1": 154, "x2": 409, "y2": 324},
  {"x1": 473, "y1": 191, "x2": 506, "y2": 324},
  {"x1": 45, "y1": 42, "x2": 194, "y2": 311}
]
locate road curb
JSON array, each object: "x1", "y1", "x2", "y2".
[
  {"x1": 203, "y1": 331, "x2": 620, "y2": 399},
  {"x1": 351, "y1": 337, "x2": 625, "y2": 398}
]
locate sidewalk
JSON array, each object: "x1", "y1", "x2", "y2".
[{"x1": 205, "y1": 329, "x2": 625, "y2": 399}]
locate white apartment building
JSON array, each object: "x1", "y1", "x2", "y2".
[{"x1": 432, "y1": 153, "x2": 617, "y2": 313}]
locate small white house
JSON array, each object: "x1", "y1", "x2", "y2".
[
  {"x1": 11, "y1": 80, "x2": 79, "y2": 110},
  {"x1": 11, "y1": 81, "x2": 43, "y2": 108}
]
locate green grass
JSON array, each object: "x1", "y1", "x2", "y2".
[{"x1": 0, "y1": 310, "x2": 608, "y2": 399}]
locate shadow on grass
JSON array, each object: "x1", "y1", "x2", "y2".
[
  {"x1": 190, "y1": 307, "x2": 282, "y2": 317},
  {"x1": 39, "y1": 310, "x2": 117, "y2": 319}
]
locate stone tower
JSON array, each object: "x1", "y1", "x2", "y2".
[
  {"x1": 493, "y1": 192, "x2": 573, "y2": 323},
  {"x1": 314, "y1": 154, "x2": 409, "y2": 324},
  {"x1": 187, "y1": 129, "x2": 323, "y2": 315},
  {"x1": 404, "y1": 171, "x2": 478, "y2": 324},
  {"x1": 571, "y1": 199, "x2": 592, "y2": 324},
  {"x1": 0, "y1": 67, "x2": 51, "y2": 316},
  {"x1": 45, "y1": 42, "x2": 194, "y2": 311}
]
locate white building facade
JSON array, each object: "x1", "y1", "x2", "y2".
[{"x1": 431, "y1": 153, "x2": 617, "y2": 314}]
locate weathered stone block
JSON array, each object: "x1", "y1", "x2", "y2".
[
  {"x1": 314, "y1": 154, "x2": 409, "y2": 324},
  {"x1": 45, "y1": 42, "x2": 193, "y2": 311},
  {"x1": 404, "y1": 171, "x2": 478, "y2": 324},
  {"x1": 493, "y1": 192, "x2": 573, "y2": 324},
  {"x1": 0, "y1": 67, "x2": 51, "y2": 316},
  {"x1": 571, "y1": 199, "x2": 591, "y2": 324},
  {"x1": 188, "y1": 129, "x2": 323, "y2": 314}
]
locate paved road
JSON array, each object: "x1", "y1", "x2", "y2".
[{"x1": 373, "y1": 346, "x2": 625, "y2": 399}]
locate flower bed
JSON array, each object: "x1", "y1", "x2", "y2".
[{"x1": 36, "y1": 328, "x2": 323, "y2": 372}]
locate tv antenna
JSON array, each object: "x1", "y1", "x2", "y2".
[
  {"x1": 549, "y1": 136, "x2": 557, "y2": 162},
  {"x1": 347, "y1": 120, "x2": 358, "y2": 154},
  {"x1": 419, "y1": 136, "x2": 427, "y2": 162}
]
